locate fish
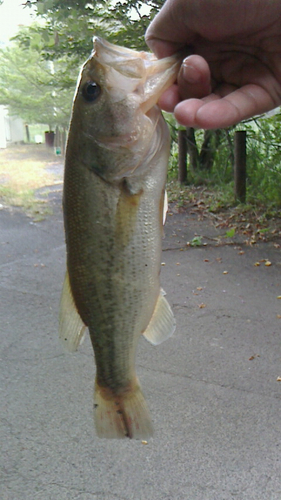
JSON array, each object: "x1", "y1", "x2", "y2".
[{"x1": 59, "y1": 37, "x2": 181, "y2": 439}]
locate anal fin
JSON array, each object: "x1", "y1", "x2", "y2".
[
  {"x1": 143, "y1": 289, "x2": 175, "y2": 346},
  {"x1": 59, "y1": 270, "x2": 86, "y2": 352}
]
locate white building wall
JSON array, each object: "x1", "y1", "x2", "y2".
[
  {"x1": 0, "y1": 106, "x2": 7, "y2": 148},
  {"x1": 0, "y1": 105, "x2": 25, "y2": 147}
]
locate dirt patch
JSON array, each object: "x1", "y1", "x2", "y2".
[
  {"x1": 0, "y1": 144, "x2": 63, "y2": 217},
  {"x1": 167, "y1": 183, "x2": 281, "y2": 246}
]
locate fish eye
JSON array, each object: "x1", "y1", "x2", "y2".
[{"x1": 82, "y1": 81, "x2": 101, "y2": 102}]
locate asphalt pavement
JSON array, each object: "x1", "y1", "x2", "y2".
[{"x1": 1, "y1": 184, "x2": 281, "y2": 500}]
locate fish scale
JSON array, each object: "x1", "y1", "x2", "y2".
[{"x1": 59, "y1": 37, "x2": 181, "y2": 439}]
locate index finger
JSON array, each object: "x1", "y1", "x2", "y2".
[{"x1": 174, "y1": 84, "x2": 276, "y2": 129}]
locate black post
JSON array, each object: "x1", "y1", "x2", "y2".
[
  {"x1": 178, "y1": 129, "x2": 187, "y2": 184},
  {"x1": 25, "y1": 124, "x2": 30, "y2": 143},
  {"x1": 234, "y1": 130, "x2": 247, "y2": 203}
]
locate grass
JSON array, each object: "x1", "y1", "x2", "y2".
[
  {"x1": 0, "y1": 143, "x2": 62, "y2": 217},
  {"x1": 166, "y1": 180, "x2": 236, "y2": 212}
]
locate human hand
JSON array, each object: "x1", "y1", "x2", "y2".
[{"x1": 146, "y1": 0, "x2": 281, "y2": 129}]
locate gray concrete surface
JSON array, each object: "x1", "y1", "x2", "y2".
[{"x1": 1, "y1": 190, "x2": 281, "y2": 500}]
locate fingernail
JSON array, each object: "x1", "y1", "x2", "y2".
[{"x1": 181, "y1": 62, "x2": 202, "y2": 84}]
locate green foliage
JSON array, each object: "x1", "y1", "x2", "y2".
[
  {"x1": 190, "y1": 236, "x2": 203, "y2": 247},
  {"x1": 225, "y1": 227, "x2": 235, "y2": 238},
  {"x1": 16, "y1": 0, "x2": 164, "y2": 61},
  {"x1": 5, "y1": 0, "x2": 163, "y2": 128},
  {"x1": 168, "y1": 116, "x2": 281, "y2": 209},
  {"x1": 242, "y1": 118, "x2": 281, "y2": 206},
  {"x1": 0, "y1": 39, "x2": 74, "y2": 127}
]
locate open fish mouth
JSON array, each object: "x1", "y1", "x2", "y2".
[{"x1": 92, "y1": 36, "x2": 182, "y2": 114}]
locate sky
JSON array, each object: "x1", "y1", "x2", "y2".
[{"x1": 0, "y1": 0, "x2": 36, "y2": 45}]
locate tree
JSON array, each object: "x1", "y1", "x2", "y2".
[
  {"x1": 0, "y1": 39, "x2": 74, "y2": 129},
  {"x1": 17, "y1": 0, "x2": 165, "y2": 61},
  {"x1": 2, "y1": 0, "x2": 164, "y2": 132}
]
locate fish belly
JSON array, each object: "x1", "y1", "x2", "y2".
[{"x1": 63, "y1": 161, "x2": 164, "y2": 438}]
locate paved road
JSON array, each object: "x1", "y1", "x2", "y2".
[{"x1": 1, "y1": 192, "x2": 281, "y2": 500}]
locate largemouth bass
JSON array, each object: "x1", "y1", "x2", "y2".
[{"x1": 59, "y1": 37, "x2": 180, "y2": 439}]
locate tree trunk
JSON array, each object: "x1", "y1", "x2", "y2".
[
  {"x1": 62, "y1": 127, "x2": 67, "y2": 156},
  {"x1": 186, "y1": 127, "x2": 199, "y2": 172},
  {"x1": 178, "y1": 129, "x2": 187, "y2": 184},
  {"x1": 199, "y1": 129, "x2": 222, "y2": 171},
  {"x1": 25, "y1": 124, "x2": 30, "y2": 143}
]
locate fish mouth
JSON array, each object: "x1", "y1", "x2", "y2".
[
  {"x1": 139, "y1": 55, "x2": 182, "y2": 114},
  {"x1": 92, "y1": 37, "x2": 182, "y2": 114}
]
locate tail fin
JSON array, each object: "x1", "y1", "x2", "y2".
[{"x1": 94, "y1": 379, "x2": 153, "y2": 439}]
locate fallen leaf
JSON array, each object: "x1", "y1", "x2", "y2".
[
  {"x1": 142, "y1": 440, "x2": 148, "y2": 445},
  {"x1": 223, "y1": 271, "x2": 228, "y2": 274},
  {"x1": 277, "y1": 377, "x2": 281, "y2": 382},
  {"x1": 238, "y1": 251, "x2": 245, "y2": 255},
  {"x1": 276, "y1": 314, "x2": 281, "y2": 319},
  {"x1": 225, "y1": 227, "x2": 235, "y2": 238},
  {"x1": 204, "y1": 259, "x2": 209, "y2": 262},
  {"x1": 265, "y1": 260, "x2": 272, "y2": 266},
  {"x1": 277, "y1": 296, "x2": 281, "y2": 300},
  {"x1": 161, "y1": 262, "x2": 166, "y2": 266},
  {"x1": 254, "y1": 262, "x2": 260, "y2": 266},
  {"x1": 249, "y1": 354, "x2": 260, "y2": 361},
  {"x1": 198, "y1": 303, "x2": 206, "y2": 309},
  {"x1": 197, "y1": 287, "x2": 203, "y2": 291}
]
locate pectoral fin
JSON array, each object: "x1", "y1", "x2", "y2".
[
  {"x1": 59, "y1": 270, "x2": 86, "y2": 352},
  {"x1": 143, "y1": 290, "x2": 176, "y2": 346}
]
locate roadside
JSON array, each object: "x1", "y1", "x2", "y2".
[
  {"x1": 1, "y1": 143, "x2": 281, "y2": 244},
  {"x1": 0, "y1": 144, "x2": 63, "y2": 218},
  {"x1": 1, "y1": 144, "x2": 281, "y2": 500}
]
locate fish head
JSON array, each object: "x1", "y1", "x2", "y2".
[{"x1": 69, "y1": 37, "x2": 182, "y2": 182}]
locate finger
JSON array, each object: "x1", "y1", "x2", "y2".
[
  {"x1": 146, "y1": 38, "x2": 185, "y2": 58},
  {"x1": 158, "y1": 56, "x2": 212, "y2": 112},
  {"x1": 145, "y1": 1, "x2": 190, "y2": 58},
  {"x1": 178, "y1": 55, "x2": 212, "y2": 99},
  {"x1": 174, "y1": 84, "x2": 277, "y2": 129},
  {"x1": 158, "y1": 84, "x2": 180, "y2": 112}
]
